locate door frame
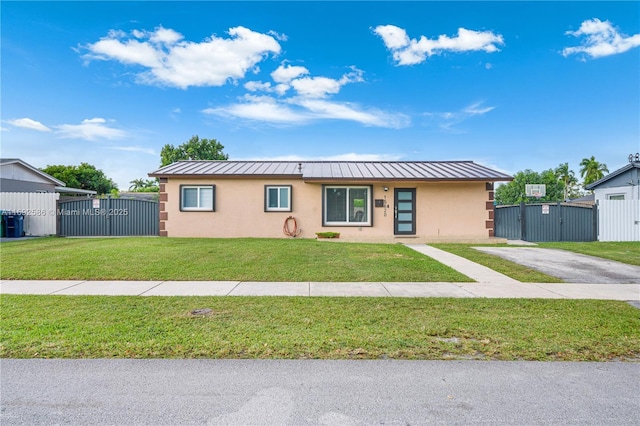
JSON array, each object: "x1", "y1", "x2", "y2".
[{"x1": 394, "y1": 188, "x2": 416, "y2": 235}]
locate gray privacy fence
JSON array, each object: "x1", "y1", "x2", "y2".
[
  {"x1": 495, "y1": 202, "x2": 597, "y2": 242},
  {"x1": 58, "y1": 198, "x2": 159, "y2": 237}
]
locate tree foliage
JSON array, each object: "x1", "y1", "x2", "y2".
[
  {"x1": 41, "y1": 163, "x2": 118, "y2": 195},
  {"x1": 579, "y1": 156, "x2": 609, "y2": 188},
  {"x1": 129, "y1": 178, "x2": 159, "y2": 192},
  {"x1": 495, "y1": 168, "x2": 564, "y2": 205},
  {"x1": 555, "y1": 162, "x2": 579, "y2": 201},
  {"x1": 160, "y1": 135, "x2": 228, "y2": 167}
]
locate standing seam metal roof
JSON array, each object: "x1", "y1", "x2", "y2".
[{"x1": 149, "y1": 161, "x2": 512, "y2": 181}]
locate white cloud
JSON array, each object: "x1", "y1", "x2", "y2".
[
  {"x1": 463, "y1": 101, "x2": 495, "y2": 115},
  {"x1": 424, "y1": 101, "x2": 495, "y2": 132},
  {"x1": 374, "y1": 24, "x2": 504, "y2": 66},
  {"x1": 290, "y1": 68, "x2": 363, "y2": 99},
  {"x1": 295, "y1": 98, "x2": 409, "y2": 128},
  {"x1": 82, "y1": 26, "x2": 281, "y2": 88},
  {"x1": 562, "y1": 18, "x2": 640, "y2": 59},
  {"x1": 204, "y1": 95, "x2": 409, "y2": 129},
  {"x1": 271, "y1": 64, "x2": 309, "y2": 84},
  {"x1": 54, "y1": 118, "x2": 128, "y2": 140},
  {"x1": 6, "y1": 118, "x2": 52, "y2": 132},
  {"x1": 203, "y1": 95, "x2": 311, "y2": 125},
  {"x1": 204, "y1": 65, "x2": 407, "y2": 128},
  {"x1": 244, "y1": 81, "x2": 272, "y2": 92},
  {"x1": 267, "y1": 30, "x2": 288, "y2": 42},
  {"x1": 110, "y1": 146, "x2": 156, "y2": 155},
  {"x1": 290, "y1": 76, "x2": 344, "y2": 98}
]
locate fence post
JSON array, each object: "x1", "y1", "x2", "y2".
[
  {"x1": 558, "y1": 201, "x2": 563, "y2": 242},
  {"x1": 592, "y1": 202, "x2": 599, "y2": 241},
  {"x1": 56, "y1": 199, "x2": 60, "y2": 236},
  {"x1": 106, "y1": 195, "x2": 112, "y2": 237},
  {"x1": 519, "y1": 201, "x2": 526, "y2": 241}
]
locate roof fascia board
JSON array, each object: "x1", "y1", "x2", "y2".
[
  {"x1": 301, "y1": 177, "x2": 513, "y2": 183},
  {"x1": 585, "y1": 163, "x2": 639, "y2": 190},
  {"x1": 148, "y1": 173, "x2": 303, "y2": 179}
]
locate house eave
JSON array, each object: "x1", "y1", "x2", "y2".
[{"x1": 585, "y1": 162, "x2": 640, "y2": 190}]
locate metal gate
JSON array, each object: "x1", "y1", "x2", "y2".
[
  {"x1": 58, "y1": 198, "x2": 159, "y2": 236},
  {"x1": 495, "y1": 202, "x2": 597, "y2": 242}
]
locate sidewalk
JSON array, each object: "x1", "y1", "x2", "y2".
[
  {"x1": 1, "y1": 244, "x2": 638, "y2": 300},
  {"x1": 1, "y1": 280, "x2": 638, "y2": 300}
]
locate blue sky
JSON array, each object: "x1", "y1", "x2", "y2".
[{"x1": 2, "y1": 1, "x2": 639, "y2": 189}]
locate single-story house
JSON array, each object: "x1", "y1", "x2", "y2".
[
  {"x1": 585, "y1": 157, "x2": 640, "y2": 202},
  {"x1": 149, "y1": 160, "x2": 512, "y2": 242}
]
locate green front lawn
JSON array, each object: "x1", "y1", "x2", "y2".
[
  {"x1": 2, "y1": 296, "x2": 638, "y2": 361},
  {"x1": 0, "y1": 237, "x2": 470, "y2": 282}
]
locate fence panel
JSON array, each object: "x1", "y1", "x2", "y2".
[
  {"x1": 0, "y1": 192, "x2": 59, "y2": 236},
  {"x1": 109, "y1": 198, "x2": 159, "y2": 236},
  {"x1": 494, "y1": 205, "x2": 522, "y2": 240},
  {"x1": 562, "y1": 204, "x2": 598, "y2": 242},
  {"x1": 59, "y1": 198, "x2": 158, "y2": 237},
  {"x1": 495, "y1": 202, "x2": 596, "y2": 242},
  {"x1": 598, "y1": 200, "x2": 640, "y2": 241},
  {"x1": 524, "y1": 204, "x2": 561, "y2": 242}
]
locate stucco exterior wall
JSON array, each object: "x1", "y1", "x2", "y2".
[{"x1": 160, "y1": 178, "x2": 494, "y2": 241}]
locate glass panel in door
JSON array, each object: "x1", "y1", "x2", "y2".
[{"x1": 394, "y1": 189, "x2": 416, "y2": 235}]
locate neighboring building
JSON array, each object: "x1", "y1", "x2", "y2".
[
  {"x1": 0, "y1": 158, "x2": 96, "y2": 236},
  {"x1": 585, "y1": 157, "x2": 640, "y2": 242},
  {"x1": 119, "y1": 192, "x2": 159, "y2": 202},
  {"x1": 149, "y1": 160, "x2": 512, "y2": 242},
  {"x1": 0, "y1": 158, "x2": 96, "y2": 196},
  {"x1": 567, "y1": 194, "x2": 595, "y2": 205},
  {"x1": 0, "y1": 158, "x2": 65, "y2": 193},
  {"x1": 585, "y1": 159, "x2": 640, "y2": 203}
]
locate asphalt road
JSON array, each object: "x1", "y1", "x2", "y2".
[
  {"x1": 474, "y1": 247, "x2": 640, "y2": 284},
  {"x1": 2, "y1": 359, "x2": 639, "y2": 425}
]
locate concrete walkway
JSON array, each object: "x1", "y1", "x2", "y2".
[
  {"x1": 1, "y1": 244, "x2": 638, "y2": 301},
  {"x1": 1, "y1": 279, "x2": 638, "y2": 300},
  {"x1": 404, "y1": 244, "x2": 520, "y2": 284}
]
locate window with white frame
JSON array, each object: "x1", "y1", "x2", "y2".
[
  {"x1": 265, "y1": 185, "x2": 292, "y2": 212},
  {"x1": 323, "y1": 185, "x2": 371, "y2": 226},
  {"x1": 180, "y1": 185, "x2": 215, "y2": 211},
  {"x1": 607, "y1": 194, "x2": 625, "y2": 200}
]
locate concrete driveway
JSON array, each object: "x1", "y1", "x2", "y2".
[{"x1": 475, "y1": 247, "x2": 640, "y2": 284}]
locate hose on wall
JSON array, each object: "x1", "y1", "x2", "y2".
[{"x1": 283, "y1": 216, "x2": 302, "y2": 237}]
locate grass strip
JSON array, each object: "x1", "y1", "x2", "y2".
[
  {"x1": 2, "y1": 296, "x2": 638, "y2": 361},
  {"x1": 430, "y1": 244, "x2": 563, "y2": 283},
  {"x1": 536, "y1": 242, "x2": 640, "y2": 266},
  {"x1": 0, "y1": 237, "x2": 469, "y2": 282}
]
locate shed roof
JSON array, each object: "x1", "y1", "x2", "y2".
[
  {"x1": 0, "y1": 158, "x2": 66, "y2": 186},
  {"x1": 149, "y1": 160, "x2": 512, "y2": 182},
  {"x1": 585, "y1": 161, "x2": 640, "y2": 190}
]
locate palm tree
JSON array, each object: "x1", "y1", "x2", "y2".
[
  {"x1": 129, "y1": 178, "x2": 147, "y2": 191},
  {"x1": 579, "y1": 156, "x2": 609, "y2": 188},
  {"x1": 555, "y1": 162, "x2": 577, "y2": 201}
]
